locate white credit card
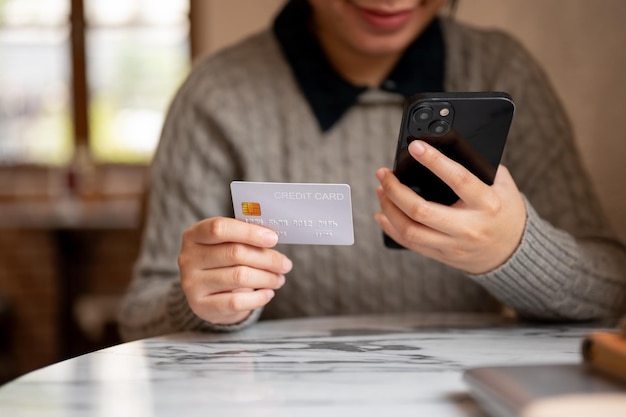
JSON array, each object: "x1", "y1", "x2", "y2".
[{"x1": 230, "y1": 181, "x2": 354, "y2": 245}]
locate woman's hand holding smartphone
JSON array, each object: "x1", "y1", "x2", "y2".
[{"x1": 376, "y1": 92, "x2": 527, "y2": 274}]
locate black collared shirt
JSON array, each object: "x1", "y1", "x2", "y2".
[{"x1": 272, "y1": 0, "x2": 445, "y2": 132}]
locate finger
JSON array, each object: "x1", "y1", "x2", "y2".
[
  {"x1": 407, "y1": 140, "x2": 489, "y2": 207},
  {"x1": 184, "y1": 217, "x2": 278, "y2": 247},
  {"x1": 182, "y1": 242, "x2": 293, "y2": 274},
  {"x1": 206, "y1": 266, "x2": 286, "y2": 293},
  {"x1": 376, "y1": 169, "x2": 458, "y2": 235},
  {"x1": 374, "y1": 211, "x2": 444, "y2": 261},
  {"x1": 376, "y1": 187, "x2": 450, "y2": 248},
  {"x1": 204, "y1": 289, "x2": 276, "y2": 317},
  {"x1": 376, "y1": 185, "x2": 431, "y2": 238}
]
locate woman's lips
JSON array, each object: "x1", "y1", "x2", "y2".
[{"x1": 357, "y1": 8, "x2": 414, "y2": 30}]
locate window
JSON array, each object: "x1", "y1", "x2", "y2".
[
  {"x1": 85, "y1": 0, "x2": 189, "y2": 164},
  {"x1": 0, "y1": 0, "x2": 72, "y2": 165},
  {"x1": 0, "y1": 0, "x2": 190, "y2": 167}
]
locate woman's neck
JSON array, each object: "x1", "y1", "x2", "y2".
[{"x1": 317, "y1": 32, "x2": 404, "y2": 87}]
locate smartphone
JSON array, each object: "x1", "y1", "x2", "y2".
[{"x1": 384, "y1": 91, "x2": 515, "y2": 249}]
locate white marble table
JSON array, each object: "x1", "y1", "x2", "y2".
[{"x1": 0, "y1": 313, "x2": 605, "y2": 417}]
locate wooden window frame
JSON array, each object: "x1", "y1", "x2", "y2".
[{"x1": 70, "y1": 0, "x2": 89, "y2": 150}]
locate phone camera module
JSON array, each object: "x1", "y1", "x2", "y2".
[
  {"x1": 408, "y1": 102, "x2": 454, "y2": 137},
  {"x1": 413, "y1": 106, "x2": 434, "y2": 123},
  {"x1": 428, "y1": 120, "x2": 451, "y2": 136}
]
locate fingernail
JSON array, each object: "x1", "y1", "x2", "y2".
[
  {"x1": 266, "y1": 290, "x2": 276, "y2": 300},
  {"x1": 376, "y1": 168, "x2": 386, "y2": 181},
  {"x1": 282, "y1": 257, "x2": 293, "y2": 273},
  {"x1": 261, "y1": 230, "x2": 278, "y2": 246},
  {"x1": 410, "y1": 140, "x2": 426, "y2": 155},
  {"x1": 277, "y1": 275, "x2": 286, "y2": 287}
]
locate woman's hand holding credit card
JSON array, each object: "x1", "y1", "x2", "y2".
[
  {"x1": 178, "y1": 215, "x2": 293, "y2": 326},
  {"x1": 176, "y1": 182, "x2": 354, "y2": 326}
]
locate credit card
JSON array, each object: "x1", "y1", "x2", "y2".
[{"x1": 230, "y1": 181, "x2": 354, "y2": 245}]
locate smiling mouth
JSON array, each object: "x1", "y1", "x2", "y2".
[{"x1": 357, "y1": 7, "x2": 415, "y2": 30}]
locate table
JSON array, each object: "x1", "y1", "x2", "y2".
[{"x1": 0, "y1": 313, "x2": 606, "y2": 417}]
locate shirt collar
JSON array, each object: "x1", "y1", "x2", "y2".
[{"x1": 272, "y1": 0, "x2": 445, "y2": 132}]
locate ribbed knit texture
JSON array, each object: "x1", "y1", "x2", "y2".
[{"x1": 118, "y1": 18, "x2": 626, "y2": 341}]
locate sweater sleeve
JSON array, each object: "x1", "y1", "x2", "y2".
[
  {"x1": 116, "y1": 62, "x2": 261, "y2": 341},
  {"x1": 467, "y1": 31, "x2": 626, "y2": 320},
  {"x1": 471, "y1": 197, "x2": 626, "y2": 320}
]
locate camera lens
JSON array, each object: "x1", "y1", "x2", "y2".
[
  {"x1": 428, "y1": 120, "x2": 450, "y2": 136},
  {"x1": 413, "y1": 106, "x2": 434, "y2": 123}
]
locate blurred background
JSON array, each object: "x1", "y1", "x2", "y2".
[{"x1": 0, "y1": 0, "x2": 625, "y2": 383}]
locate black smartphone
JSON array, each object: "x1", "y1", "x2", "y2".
[{"x1": 384, "y1": 91, "x2": 515, "y2": 249}]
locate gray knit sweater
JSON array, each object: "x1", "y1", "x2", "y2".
[{"x1": 118, "y1": 18, "x2": 626, "y2": 341}]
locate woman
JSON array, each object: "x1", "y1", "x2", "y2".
[{"x1": 118, "y1": 0, "x2": 626, "y2": 340}]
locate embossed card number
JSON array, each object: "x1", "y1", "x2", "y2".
[{"x1": 230, "y1": 181, "x2": 354, "y2": 245}]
